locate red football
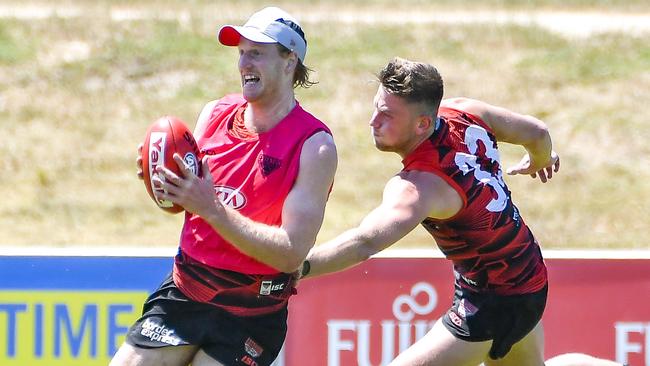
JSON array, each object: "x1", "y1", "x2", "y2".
[{"x1": 141, "y1": 116, "x2": 201, "y2": 214}]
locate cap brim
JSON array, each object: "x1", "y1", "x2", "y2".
[{"x1": 218, "y1": 25, "x2": 277, "y2": 46}]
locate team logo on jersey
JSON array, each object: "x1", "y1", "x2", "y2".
[
  {"x1": 214, "y1": 185, "x2": 246, "y2": 209},
  {"x1": 258, "y1": 154, "x2": 282, "y2": 176}
]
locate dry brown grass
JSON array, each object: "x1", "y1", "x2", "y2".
[{"x1": 0, "y1": 1, "x2": 648, "y2": 250}]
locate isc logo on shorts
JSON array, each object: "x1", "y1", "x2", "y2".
[
  {"x1": 259, "y1": 281, "x2": 285, "y2": 295},
  {"x1": 449, "y1": 311, "x2": 463, "y2": 327},
  {"x1": 458, "y1": 298, "x2": 478, "y2": 317}
]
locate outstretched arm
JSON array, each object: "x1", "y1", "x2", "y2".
[
  {"x1": 304, "y1": 170, "x2": 462, "y2": 278},
  {"x1": 442, "y1": 97, "x2": 560, "y2": 182}
]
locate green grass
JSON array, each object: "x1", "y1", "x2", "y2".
[
  {"x1": 0, "y1": 1, "x2": 648, "y2": 250},
  {"x1": 517, "y1": 34, "x2": 650, "y2": 84},
  {"x1": 0, "y1": 21, "x2": 35, "y2": 65}
]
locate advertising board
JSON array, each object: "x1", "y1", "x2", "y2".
[{"x1": 1, "y1": 249, "x2": 648, "y2": 365}]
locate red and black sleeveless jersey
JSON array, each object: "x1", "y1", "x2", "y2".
[{"x1": 402, "y1": 106, "x2": 547, "y2": 295}]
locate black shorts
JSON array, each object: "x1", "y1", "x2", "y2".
[
  {"x1": 125, "y1": 273, "x2": 287, "y2": 366},
  {"x1": 441, "y1": 282, "x2": 548, "y2": 360}
]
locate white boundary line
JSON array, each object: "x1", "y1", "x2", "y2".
[
  {"x1": 1, "y1": 246, "x2": 649, "y2": 259},
  {"x1": 0, "y1": 246, "x2": 177, "y2": 257}
]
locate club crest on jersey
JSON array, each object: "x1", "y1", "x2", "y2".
[
  {"x1": 214, "y1": 185, "x2": 246, "y2": 210},
  {"x1": 258, "y1": 154, "x2": 282, "y2": 177}
]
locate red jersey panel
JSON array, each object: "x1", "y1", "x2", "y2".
[
  {"x1": 179, "y1": 94, "x2": 331, "y2": 275},
  {"x1": 402, "y1": 106, "x2": 547, "y2": 295}
]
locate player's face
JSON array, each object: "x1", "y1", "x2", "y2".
[
  {"x1": 238, "y1": 39, "x2": 292, "y2": 104},
  {"x1": 369, "y1": 86, "x2": 423, "y2": 156}
]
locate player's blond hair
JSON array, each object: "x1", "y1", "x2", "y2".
[{"x1": 277, "y1": 45, "x2": 316, "y2": 89}]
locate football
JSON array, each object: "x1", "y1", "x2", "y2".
[{"x1": 141, "y1": 116, "x2": 201, "y2": 214}]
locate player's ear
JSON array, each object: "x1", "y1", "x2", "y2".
[
  {"x1": 417, "y1": 114, "x2": 433, "y2": 134},
  {"x1": 285, "y1": 52, "x2": 297, "y2": 73}
]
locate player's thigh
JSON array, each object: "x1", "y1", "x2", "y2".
[
  {"x1": 389, "y1": 319, "x2": 491, "y2": 366},
  {"x1": 483, "y1": 321, "x2": 544, "y2": 366},
  {"x1": 545, "y1": 353, "x2": 623, "y2": 366},
  {"x1": 190, "y1": 349, "x2": 227, "y2": 366},
  {"x1": 109, "y1": 342, "x2": 199, "y2": 366}
]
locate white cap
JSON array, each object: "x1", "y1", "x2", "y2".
[{"x1": 218, "y1": 7, "x2": 307, "y2": 63}]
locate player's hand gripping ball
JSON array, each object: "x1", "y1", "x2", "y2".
[{"x1": 141, "y1": 116, "x2": 201, "y2": 213}]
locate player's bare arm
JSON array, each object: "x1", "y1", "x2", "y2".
[
  {"x1": 442, "y1": 97, "x2": 560, "y2": 182},
  {"x1": 156, "y1": 131, "x2": 337, "y2": 273},
  {"x1": 306, "y1": 170, "x2": 462, "y2": 278},
  {"x1": 192, "y1": 100, "x2": 219, "y2": 137}
]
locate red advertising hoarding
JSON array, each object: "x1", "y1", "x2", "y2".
[
  {"x1": 1, "y1": 249, "x2": 648, "y2": 365},
  {"x1": 282, "y1": 252, "x2": 650, "y2": 366}
]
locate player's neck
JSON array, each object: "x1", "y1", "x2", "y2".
[
  {"x1": 245, "y1": 93, "x2": 296, "y2": 133},
  {"x1": 397, "y1": 127, "x2": 436, "y2": 159}
]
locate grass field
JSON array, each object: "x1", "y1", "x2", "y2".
[{"x1": 1, "y1": 1, "x2": 648, "y2": 250}]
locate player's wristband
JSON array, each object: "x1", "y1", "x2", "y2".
[{"x1": 300, "y1": 260, "x2": 311, "y2": 278}]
